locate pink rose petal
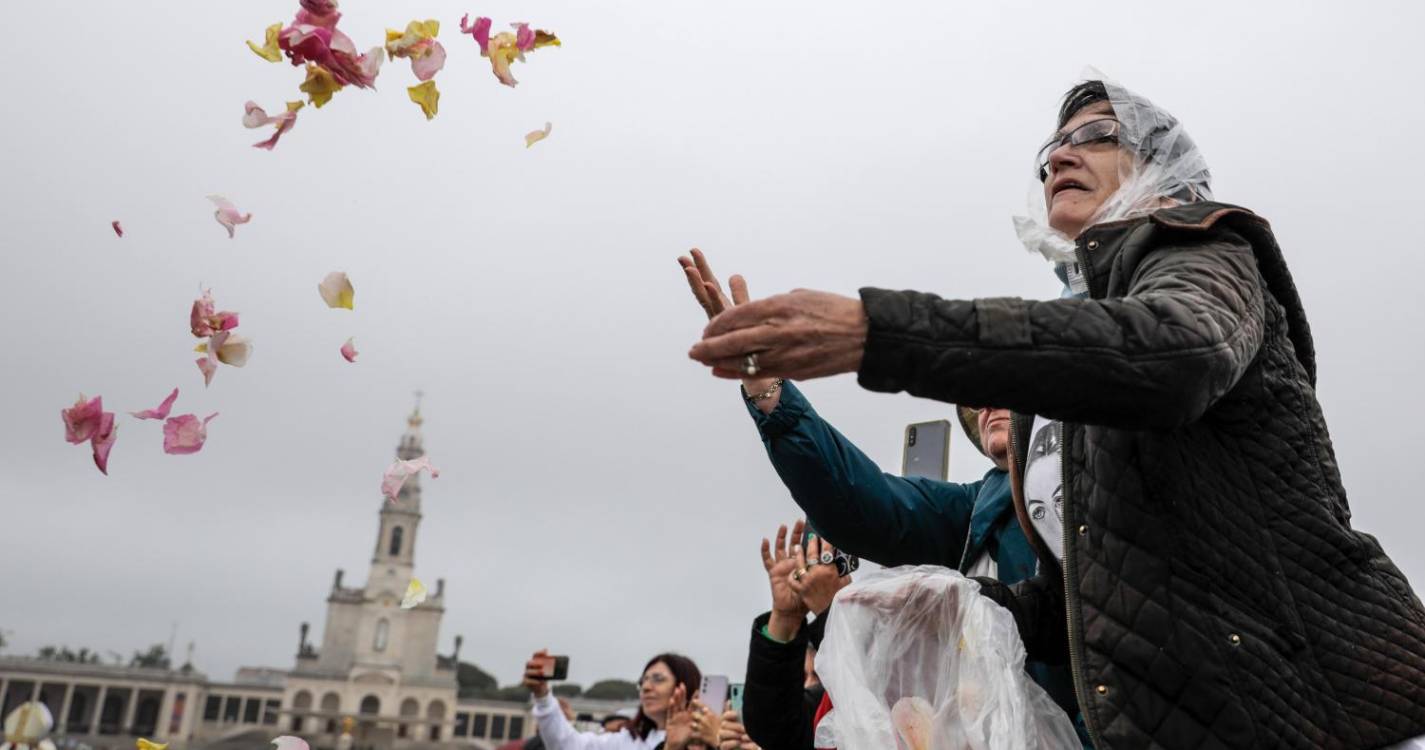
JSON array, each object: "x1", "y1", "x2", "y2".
[
  {"x1": 411, "y1": 40, "x2": 447, "y2": 81},
  {"x1": 130, "y1": 388, "x2": 180, "y2": 420},
  {"x1": 207, "y1": 195, "x2": 253, "y2": 239},
  {"x1": 91, "y1": 412, "x2": 117, "y2": 475},
  {"x1": 62, "y1": 394, "x2": 106, "y2": 444},
  {"x1": 459, "y1": 14, "x2": 492, "y2": 52},
  {"x1": 340, "y1": 337, "x2": 358, "y2": 362},
  {"x1": 381, "y1": 457, "x2": 439, "y2": 503},
  {"x1": 112, "y1": 221, "x2": 123, "y2": 237},
  {"x1": 197, "y1": 355, "x2": 217, "y2": 387},
  {"x1": 513, "y1": 22, "x2": 535, "y2": 52},
  {"x1": 163, "y1": 413, "x2": 218, "y2": 455}
]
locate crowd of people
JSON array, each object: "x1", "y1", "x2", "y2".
[{"x1": 514, "y1": 76, "x2": 1425, "y2": 750}]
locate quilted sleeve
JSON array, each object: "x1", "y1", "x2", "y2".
[{"x1": 856, "y1": 229, "x2": 1265, "y2": 430}]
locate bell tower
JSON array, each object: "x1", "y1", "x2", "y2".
[{"x1": 369, "y1": 395, "x2": 425, "y2": 589}]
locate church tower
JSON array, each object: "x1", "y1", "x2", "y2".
[{"x1": 368, "y1": 405, "x2": 426, "y2": 592}]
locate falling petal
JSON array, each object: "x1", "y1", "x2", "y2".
[
  {"x1": 247, "y1": 23, "x2": 285, "y2": 62},
  {"x1": 382, "y1": 456, "x2": 439, "y2": 503},
  {"x1": 62, "y1": 394, "x2": 105, "y2": 444},
  {"x1": 112, "y1": 221, "x2": 123, "y2": 237},
  {"x1": 317, "y1": 271, "x2": 355, "y2": 309},
  {"x1": 130, "y1": 388, "x2": 180, "y2": 420},
  {"x1": 191, "y1": 290, "x2": 239, "y2": 338},
  {"x1": 485, "y1": 32, "x2": 520, "y2": 87},
  {"x1": 212, "y1": 332, "x2": 253, "y2": 367},
  {"x1": 411, "y1": 40, "x2": 447, "y2": 81},
  {"x1": 196, "y1": 356, "x2": 217, "y2": 387},
  {"x1": 407, "y1": 80, "x2": 439, "y2": 120},
  {"x1": 137, "y1": 739, "x2": 168, "y2": 750},
  {"x1": 163, "y1": 413, "x2": 218, "y2": 455},
  {"x1": 244, "y1": 101, "x2": 304, "y2": 150},
  {"x1": 207, "y1": 195, "x2": 252, "y2": 239},
  {"x1": 513, "y1": 23, "x2": 535, "y2": 51},
  {"x1": 532, "y1": 30, "x2": 560, "y2": 49},
  {"x1": 300, "y1": 64, "x2": 343, "y2": 108},
  {"x1": 340, "y1": 337, "x2": 358, "y2": 363},
  {"x1": 401, "y1": 578, "x2": 428, "y2": 609},
  {"x1": 91, "y1": 412, "x2": 117, "y2": 475},
  {"x1": 271, "y1": 737, "x2": 308, "y2": 750},
  {"x1": 525, "y1": 121, "x2": 552, "y2": 148},
  {"x1": 459, "y1": 15, "x2": 492, "y2": 52}
]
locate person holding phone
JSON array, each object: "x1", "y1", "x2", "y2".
[
  {"x1": 679, "y1": 251, "x2": 1086, "y2": 742},
  {"x1": 523, "y1": 651, "x2": 707, "y2": 750}
]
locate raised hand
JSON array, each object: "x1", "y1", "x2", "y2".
[
  {"x1": 521, "y1": 649, "x2": 552, "y2": 698},
  {"x1": 763, "y1": 524, "x2": 809, "y2": 635},
  {"x1": 689, "y1": 700, "x2": 720, "y2": 747},
  {"x1": 717, "y1": 710, "x2": 759, "y2": 750},
  {"x1": 678, "y1": 248, "x2": 782, "y2": 410},
  {"x1": 664, "y1": 683, "x2": 694, "y2": 750},
  {"x1": 789, "y1": 535, "x2": 851, "y2": 616}
]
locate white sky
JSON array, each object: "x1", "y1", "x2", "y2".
[{"x1": 2, "y1": 0, "x2": 1423, "y2": 689}]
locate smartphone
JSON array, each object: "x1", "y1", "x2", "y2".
[
  {"x1": 902, "y1": 420, "x2": 951, "y2": 481},
  {"x1": 802, "y1": 527, "x2": 860, "y2": 578},
  {"x1": 531, "y1": 654, "x2": 570, "y2": 681},
  {"x1": 700, "y1": 675, "x2": 729, "y2": 715},
  {"x1": 729, "y1": 683, "x2": 744, "y2": 718}
]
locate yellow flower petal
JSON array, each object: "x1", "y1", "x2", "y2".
[
  {"x1": 285, "y1": 100, "x2": 305, "y2": 115},
  {"x1": 194, "y1": 342, "x2": 208, "y2": 354},
  {"x1": 532, "y1": 30, "x2": 561, "y2": 49},
  {"x1": 137, "y1": 739, "x2": 168, "y2": 750},
  {"x1": 525, "y1": 121, "x2": 552, "y2": 148},
  {"x1": 246, "y1": 23, "x2": 284, "y2": 63},
  {"x1": 407, "y1": 80, "x2": 439, "y2": 120},
  {"x1": 300, "y1": 65, "x2": 343, "y2": 108},
  {"x1": 400, "y1": 578, "x2": 428, "y2": 609}
]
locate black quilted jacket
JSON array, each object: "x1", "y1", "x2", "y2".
[{"x1": 856, "y1": 202, "x2": 1425, "y2": 749}]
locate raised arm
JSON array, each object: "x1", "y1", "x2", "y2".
[{"x1": 746, "y1": 381, "x2": 979, "y2": 567}]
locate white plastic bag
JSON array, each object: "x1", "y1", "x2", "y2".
[{"x1": 815, "y1": 565, "x2": 1079, "y2": 750}]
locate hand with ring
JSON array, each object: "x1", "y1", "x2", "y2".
[
  {"x1": 789, "y1": 534, "x2": 852, "y2": 617},
  {"x1": 677, "y1": 248, "x2": 783, "y2": 412},
  {"x1": 689, "y1": 700, "x2": 720, "y2": 747},
  {"x1": 688, "y1": 288, "x2": 869, "y2": 382},
  {"x1": 761, "y1": 520, "x2": 809, "y2": 641}
]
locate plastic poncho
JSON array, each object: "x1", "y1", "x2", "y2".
[
  {"x1": 1014, "y1": 70, "x2": 1213, "y2": 291},
  {"x1": 814, "y1": 566, "x2": 1080, "y2": 750}
]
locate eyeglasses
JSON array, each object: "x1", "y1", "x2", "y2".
[
  {"x1": 639, "y1": 673, "x2": 671, "y2": 687},
  {"x1": 1036, "y1": 118, "x2": 1121, "y2": 182}
]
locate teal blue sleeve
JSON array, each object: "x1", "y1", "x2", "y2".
[{"x1": 743, "y1": 381, "x2": 980, "y2": 567}]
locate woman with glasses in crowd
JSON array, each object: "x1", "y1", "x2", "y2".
[{"x1": 523, "y1": 651, "x2": 719, "y2": 750}]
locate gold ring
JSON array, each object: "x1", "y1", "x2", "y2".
[{"x1": 743, "y1": 353, "x2": 759, "y2": 376}]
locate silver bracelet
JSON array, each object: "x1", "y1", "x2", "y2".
[{"x1": 742, "y1": 378, "x2": 784, "y2": 402}]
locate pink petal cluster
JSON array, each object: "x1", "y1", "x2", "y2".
[
  {"x1": 243, "y1": 101, "x2": 304, "y2": 150},
  {"x1": 112, "y1": 220, "x2": 124, "y2": 237},
  {"x1": 381, "y1": 456, "x2": 439, "y2": 503},
  {"x1": 277, "y1": 0, "x2": 384, "y2": 90},
  {"x1": 61, "y1": 395, "x2": 118, "y2": 475},
  {"x1": 130, "y1": 388, "x2": 180, "y2": 420},
  {"x1": 459, "y1": 15, "x2": 558, "y2": 88},
  {"x1": 163, "y1": 413, "x2": 219, "y2": 455},
  {"x1": 190, "y1": 290, "x2": 251, "y2": 387}
]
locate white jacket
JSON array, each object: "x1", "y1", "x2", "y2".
[{"x1": 531, "y1": 694, "x2": 663, "y2": 750}]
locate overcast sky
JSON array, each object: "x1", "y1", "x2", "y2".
[{"x1": 2, "y1": 0, "x2": 1423, "y2": 690}]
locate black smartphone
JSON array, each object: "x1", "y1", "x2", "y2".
[
  {"x1": 902, "y1": 420, "x2": 951, "y2": 481},
  {"x1": 531, "y1": 654, "x2": 569, "y2": 681},
  {"x1": 802, "y1": 526, "x2": 859, "y2": 577}
]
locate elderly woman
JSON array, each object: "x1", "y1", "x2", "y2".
[{"x1": 686, "y1": 77, "x2": 1425, "y2": 749}]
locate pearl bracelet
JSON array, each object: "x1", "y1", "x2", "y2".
[{"x1": 742, "y1": 378, "x2": 785, "y2": 403}]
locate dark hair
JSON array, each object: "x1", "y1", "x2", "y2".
[
  {"x1": 1058, "y1": 80, "x2": 1110, "y2": 129},
  {"x1": 627, "y1": 653, "x2": 701, "y2": 740}
]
